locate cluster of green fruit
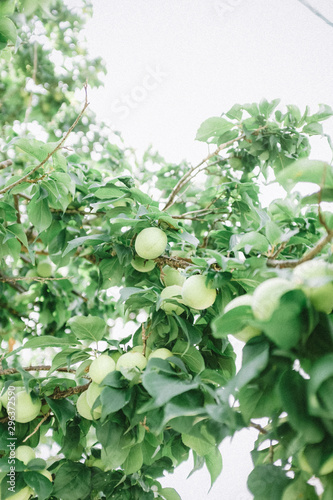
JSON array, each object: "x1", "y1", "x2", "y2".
[
  {"x1": 225, "y1": 260, "x2": 333, "y2": 343},
  {"x1": 77, "y1": 347, "x2": 174, "y2": 420},
  {"x1": 7, "y1": 446, "x2": 52, "y2": 500},
  {"x1": 132, "y1": 227, "x2": 217, "y2": 311}
]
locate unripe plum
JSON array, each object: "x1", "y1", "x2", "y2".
[
  {"x1": 131, "y1": 256, "x2": 156, "y2": 273},
  {"x1": 76, "y1": 391, "x2": 101, "y2": 420},
  {"x1": 15, "y1": 445, "x2": 36, "y2": 465},
  {"x1": 36, "y1": 261, "x2": 54, "y2": 278},
  {"x1": 135, "y1": 227, "x2": 167, "y2": 260},
  {"x1": 292, "y1": 260, "x2": 333, "y2": 314},
  {"x1": 161, "y1": 285, "x2": 184, "y2": 315},
  {"x1": 252, "y1": 278, "x2": 295, "y2": 321},
  {"x1": 161, "y1": 265, "x2": 185, "y2": 287},
  {"x1": 116, "y1": 352, "x2": 147, "y2": 371},
  {"x1": 149, "y1": 348, "x2": 173, "y2": 360},
  {"x1": 15, "y1": 391, "x2": 41, "y2": 423},
  {"x1": 224, "y1": 294, "x2": 261, "y2": 342},
  {"x1": 6, "y1": 486, "x2": 34, "y2": 500},
  {"x1": 89, "y1": 354, "x2": 116, "y2": 384},
  {"x1": 131, "y1": 345, "x2": 152, "y2": 357},
  {"x1": 182, "y1": 275, "x2": 216, "y2": 310},
  {"x1": 86, "y1": 382, "x2": 103, "y2": 411}
]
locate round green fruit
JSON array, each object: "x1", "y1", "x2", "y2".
[
  {"x1": 36, "y1": 261, "x2": 54, "y2": 278},
  {"x1": 15, "y1": 392, "x2": 41, "y2": 423},
  {"x1": 116, "y1": 352, "x2": 147, "y2": 371},
  {"x1": 135, "y1": 227, "x2": 168, "y2": 260},
  {"x1": 161, "y1": 266, "x2": 185, "y2": 287},
  {"x1": 131, "y1": 256, "x2": 156, "y2": 273},
  {"x1": 86, "y1": 382, "x2": 103, "y2": 412},
  {"x1": 89, "y1": 354, "x2": 116, "y2": 384},
  {"x1": 224, "y1": 294, "x2": 261, "y2": 342},
  {"x1": 16, "y1": 446, "x2": 35, "y2": 465},
  {"x1": 161, "y1": 285, "x2": 185, "y2": 315},
  {"x1": 252, "y1": 278, "x2": 295, "y2": 321},
  {"x1": 7, "y1": 486, "x2": 34, "y2": 500},
  {"x1": 182, "y1": 275, "x2": 217, "y2": 310},
  {"x1": 292, "y1": 260, "x2": 333, "y2": 314},
  {"x1": 26, "y1": 269, "x2": 38, "y2": 278},
  {"x1": 149, "y1": 348, "x2": 173, "y2": 360},
  {"x1": 131, "y1": 345, "x2": 152, "y2": 357},
  {"x1": 76, "y1": 391, "x2": 101, "y2": 420}
]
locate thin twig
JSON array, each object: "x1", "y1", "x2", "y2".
[
  {"x1": 0, "y1": 160, "x2": 13, "y2": 170},
  {"x1": 22, "y1": 409, "x2": 51, "y2": 443},
  {"x1": 0, "y1": 272, "x2": 26, "y2": 293},
  {"x1": 0, "y1": 84, "x2": 89, "y2": 195},
  {"x1": 163, "y1": 126, "x2": 267, "y2": 211},
  {"x1": 50, "y1": 382, "x2": 91, "y2": 400},
  {"x1": 249, "y1": 421, "x2": 268, "y2": 434},
  {"x1": 296, "y1": 0, "x2": 333, "y2": 28}
]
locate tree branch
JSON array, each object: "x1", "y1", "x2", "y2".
[
  {"x1": 162, "y1": 126, "x2": 267, "y2": 211},
  {"x1": 0, "y1": 160, "x2": 13, "y2": 170},
  {"x1": 0, "y1": 84, "x2": 89, "y2": 196},
  {"x1": 49, "y1": 382, "x2": 91, "y2": 400},
  {"x1": 0, "y1": 365, "x2": 79, "y2": 376},
  {"x1": 267, "y1": 230, "x2": 333, "y2": 268},
  {"x1": 22, "y1": 409, "x2": 51, "y2": 443}
]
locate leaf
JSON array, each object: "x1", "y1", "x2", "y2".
[
  {"x1": 23, "y1": 336, "x2": 78, "y2": 349},
  {"x1": 14, "y1": 138, "x2": 57, "y2": 162},
  {"x1": 205, "y1": 447, "x2": 223, "y2": 488},
  {"x1": 100, "y1": 387, "x2": 131, "y2": 419},
  {"x1": 234, "y1": 231, "x2": 270, "y2": 253},
  {"x1": 181, "y1": 427, "x2": 215, "y2": 456},
  {"x1": 23, "y1": 471, "x2": 53, "y2": 500},
  {"x1": 6, "y1": 223, "x2": 29, "y2": 248},
  {"x1": 45, "y1": 397, "x2": 76, "y2": 434},
  {"x1": 0, "y1": 0, "x2": 15, "y2": 16},
  {"x1": 52, "y1": 462, "x2": 91, "y2": 500},
  {"x1": 94, "y1": 185, "x2": 124, "y2": 199},
  {"x1": 122, "y1": 444, "x2": 143, "y2": 475},
  {"x1": 230, "y1": 339, "x2": 270, "y2": 391},
  {"x1": 173, "y1": 340, "x2": 205, "y2": 373},
  {"x1": 63, "y1": 234, "x2": 109, "y2": 256},
  {"x1": 67, "y1": 315, "x2": 106, "y2": 342},
  {"x1": 308, "y1": 353, "x2": 333, "y2": 418},
  {"x1": 159, "y1": 488, "x2": 182, "y2": 500},
  {"x1": 0, "y1": 17, "x2": 17, "y2": 45},
  {"x1": 247, "y1": 464, "x2": 290, "y2": 500},
  {"x1": 302, "y1": 122, "x2": 323, "y2": 135},
  {"x1": 195, "y1": 117, "x2": 234, "y2": 143},
  {"x1": 142, "y1": 361, "x2": 200, "y2": 408},
  {"x1": 212, "y1": 305, "x2": 255, "y2": 338},
  {"x1": 27, "y1": 193, "x2": 52, "y2": 233},
  {"x1": 276, "y1": 159, "x2": 333, "y2": 191}
]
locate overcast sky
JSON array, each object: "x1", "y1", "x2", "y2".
[{"x1": 78, "y1": 1, "x2": 333, "y2": 498}]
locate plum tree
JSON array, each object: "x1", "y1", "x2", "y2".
[
  {"x1": 89, "y1": 354, "x2": 116, "y2": 384},
  {"x1": 160, "y1": 285, "x2": 184, "y2": 315},
  {"x1": 292, "y1": 260, "x2": 333, "y2": 314},
  {"x1": 224, "y1": 294, "x2": 261, "y2": 342},
  {"x1": 1, "y1": 5, "x2": 333, "y2": 500},
  {"x1": 135, "y1": 227, "x2": 168, "y2": 259},
  {"x1": 182, "y1": 275, "x2": 217, "y2": 310},
  {"x1": 252, "y1": 278, "x2": 295, "y2": 321}
]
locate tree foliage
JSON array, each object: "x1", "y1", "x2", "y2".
[{"x1": 0, "y1": 2, "x2": 333, "y2": 499}]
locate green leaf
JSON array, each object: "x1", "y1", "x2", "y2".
[
  {"x1": 276, "y1": 159, "x2": 333, "y2": 191},
  {"x1": 234, "y1": 231, "x2": 270, "y2": 253},
  {"x1": 159, "y1": 488, "x2": 182, "y2": 500},
  {"x1": 212, "y1": 305, "x2": 255, "y2": 338},
  {"x1": 230, "y1": 339, "x2": 270, "y2": 391},
  {"x1": 308, "y1": 353, "x2": 333, "y2": 418},
  {"x1": 0, "y1": 17, "x2": 17, "y2": 45},
  {"x1": 173, "y1": 340, "x2": 205, "y2": 373},
  {"x1": 52, "y1": 462, "x2": 91, "y2": 500},
  {"x1": 195, "y1": 117, "x2": 234, "y2": 143},
  {"x1": 14, "y1": 138, "x2": 56, "y2": 162},
  {"x1": 67, "y1": 315, "x2": 106, "y2": 343},
  {"x1": 0, "y1": 0, "x2": 15, "y2": 16},
  {"x1": 23, "y1": 336, "x2": 78, "y2": 350},
  {"x1": 142, "y1": 361, "x2": 200, "y2": 408},
  {"x1": 122, "y1": 444, "x2": 143, "y2": 474},
  {"x1": 27, "y1": 193, "x2": 52, "y2": 233},
  {"x1": 45, "y1": 397, "x2": 76, "y2": 434},
  {"x1": 302, "y1": 122, "x2": 323, "y2": 135},
  {"x1": 94, "y1": 184, "x2": 124, "y2": 199},
  {"x1": 247, "y1": 465, "x2": 290, "y2": 500},
  {"x1": 100, "y1": 387, "x2": 131, "y2": 419},
  {"x1": 181, "y1": 427, "x2": 215, "y2": 456},
  {"x1": 63, "y1": 234, "x2": 109, "y2": 257},
  {"x1": 281, "y1": 476, "x2": 317, "y2": 500},
  {"x1": 23, "y1": 471, "x2": 53, "y2": 500},
  {"x1": 205, "y1": 447, "x2": 223, "y2": 488},
  {"x1": 7, "y1": 223, "x2": 29, "y2": 248}
]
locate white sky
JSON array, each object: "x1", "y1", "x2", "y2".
[{"x1": 77, "y1": 1, "x2": 333, "y2": 498}]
